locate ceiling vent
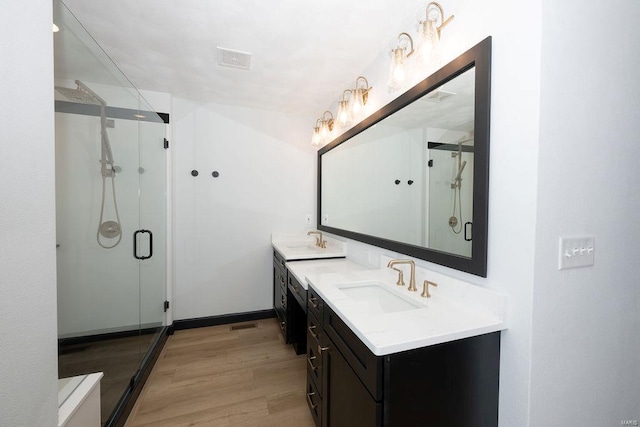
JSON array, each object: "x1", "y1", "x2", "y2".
[
  {"x1": 423, "y1": 89, "x2": 456, "y2": 103},
  {"x1": 216, "y1": 47, "x2": 252, "y2": 70}
]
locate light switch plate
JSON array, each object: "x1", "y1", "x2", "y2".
[{"x1": 558, "y1": 236, "x2": 595, "y2": 270}]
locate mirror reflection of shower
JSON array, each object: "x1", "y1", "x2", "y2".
[
  {"x1": 449, "y1": 137, "x2": 471, "y2": 234},
  {"x1": 55, "y1": 80, "x2": 122, "y2": 248}
]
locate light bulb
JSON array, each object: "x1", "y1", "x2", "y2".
[
  {"x1": 337, "y1": 100, "x2": 351, "y2": 125},
  {"x1": 388, "y1": 47, "x2": 407, "y2": 90},
  {"x1": 311, "y1": 126, "x2": 322, "y2": 146},
  {"x1": 351, "y1": 88, "x2": 364, "y2": 116},
  {"x1": 418, "y1": 19, "x2": 441, "y2": 67}
]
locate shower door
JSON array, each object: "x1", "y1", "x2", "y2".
[
  {"x1": 55, "y1": 99, "x2": 167, "y2": 424},
  {"x1": 427, "y1": 146, "x2": 474, "y2": 257}
]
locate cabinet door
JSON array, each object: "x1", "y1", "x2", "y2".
[
  {"x1": 324, "y1": 345, "x2": 381, "y2": 427},
  {"x1": 273, "y1": 262, "x2": 286, "y2": 334}
]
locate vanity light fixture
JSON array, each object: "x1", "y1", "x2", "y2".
[
  {"x1": 311, "y1": 119, "x2": 323, "y2": 147},
  {"x1": 417, "y1": 2, "x2": 454, "y2": 67},
  {"x1": 351, "y1": 76, "x2": 372, "y2": 117},
  {"x1": 388, "y1": 32, "x2": 415, "y2": 91},
  {"x1": 320, "y1": 110, "x2": 335, "y2": 141},
  {"x1": 336, "y1": 90, "x2": 353, "y2": 126}
]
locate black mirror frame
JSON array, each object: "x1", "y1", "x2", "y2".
[{"x1": 318, "y1": 36, "x2": 491, "y2": 277}]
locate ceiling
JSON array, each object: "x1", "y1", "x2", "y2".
[{"x1": 59, "y1": 0, "x2": 423, "y2": 116}]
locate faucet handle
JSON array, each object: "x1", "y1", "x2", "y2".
[
  {"x1": 391, "y1": 268, "x2": 405, "y2": 286},
  {"x1": 421, "y1": 280, "x2": 438, "y2": 298},
  {"x1": 320, "y1": 240, "x2": 327, "y2": 248}
]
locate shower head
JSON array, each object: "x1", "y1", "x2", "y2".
[{"x1": 55, "y1": 80, "x2": 106, "y2": 106}]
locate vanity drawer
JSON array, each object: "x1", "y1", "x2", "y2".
[
  {"x1": 307, "y1": 286, "x2": 324, "y2": 321},
  {"x1": 306, "y1": 370, "x2": 322, "y2": 427},
  {"x1": 324, "y1": 305, "x2": 383, "y2": 401},
  {"x1": 288, "y1": 273, "x2": 307, "y2": 312},
  {"x1": 274, "y1": 261, "x2": 286, "y2": 290},
  {"x1": 273, "y1": 250, "x2": 286, "y2": 269},
  {"x1": 306, "y1": 312, "x2": 324, "y2": 394}
]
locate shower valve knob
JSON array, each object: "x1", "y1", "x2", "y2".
[{"x1": 191, "y1": 170, "x2": 198, "y2": 177}]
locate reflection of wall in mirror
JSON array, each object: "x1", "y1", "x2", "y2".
[
  {"x1": 321, "y1": 123, "x2": 424, "y2": 245},
  {"x1": 426, "y1": 128, "x2": 474, "y2": 257}
]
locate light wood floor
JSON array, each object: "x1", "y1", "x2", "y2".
[{"x1": 125, "y1": 318, "x2": 315, "y2": 427}]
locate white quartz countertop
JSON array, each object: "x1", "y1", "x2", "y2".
[
  {"x1": 306, "y1": 260, "x2": 507, "y2": 356},
  {"x1": 286, "y1": 258, "x2": 372, "y2": 290},
  {"x1": 272, "y1": 233, "x2": 346, "y2": 261}
]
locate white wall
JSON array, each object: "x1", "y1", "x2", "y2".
[
  {"x1": 530, "y1": 0, "x2": 640, "y2": 425},
  {"x1": 0, "y1": 0, "x2": 59, "y2": 425},
  {"x1": 321, "y1": 124, "x2": 423, "y2": 244},
  {"x1": 172, "y1": 99, "x2": 316, "y2": 320}
]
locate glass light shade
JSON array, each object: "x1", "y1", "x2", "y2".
[
  {"x1": 311, "y1": 126, "x2": 322, "y2": 146},
  {"x1": 351, "y1": 88, "x2": 365, "y2": 116},
  {"x1": 337, "y1": 100, "x2": 351, "y2": 125},
  {"x1": 320, "y1": 119, "x2": 330, "y2": 139},
  {"x1": 418, "y1": 19, "x2": 441, "y2": 67},
  {"x1": 388, "y1": 47, "x2": 408, "y2": 90}
]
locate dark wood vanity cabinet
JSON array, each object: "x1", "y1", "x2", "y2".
[
  {"x1": 305, "y1": 286, "x2": 501, "y2": 427},
  {"x1": 273, "y1": 251, "x2": 289, "y2": 340},
  {"x1": 272, "y1": 250, "x2": 309, "y2": 353},
  {"x1": 287, "y1": 272, "x2": 308, "y2": 354}
]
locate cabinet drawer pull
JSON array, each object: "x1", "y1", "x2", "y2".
[
  {"x1": 280, "y1": 296, "x2": 286, "y2": 306},
  {"x1": 306, "y1": 392, "x2": 317, "y2": 410},
  {"x1": 280, "y1": 277, "x2": 285, "y2": 285},
  {"x1": 291, "y1": 284, "x2": 299, "y2": 294},
  {"x1": 307, "y1": 324, "x2": 318, "y2": 340},
  {"x1": 318, "y1": 345, "x2": 330, "y2": 353},
  {"x1": 308, "y1": 296, "x2": 318, "y2": 309},
  {"x1": 307, "y1": 355, "x2": 317, "y2": 371},
  {"x1": 280, "y1": 321, "x2": 285, "y2": 330}
]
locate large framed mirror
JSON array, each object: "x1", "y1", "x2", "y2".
[{"x1": 318, "y1": 37, "x2": 491, "y2": 276}]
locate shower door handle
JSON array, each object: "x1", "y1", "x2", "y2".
[
  {"x1": 133, "y1": 229, "x2": 153, "y2": 260},
  {"x1": 464, "y1": 222, "x2": 472, "y2": 242}
]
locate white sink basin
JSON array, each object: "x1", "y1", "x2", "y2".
[{"x1": 336, "y1": 281, "x2": 424, "y2": 314}]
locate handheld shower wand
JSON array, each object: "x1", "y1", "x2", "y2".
[
  {"x1": 449, "y1": 142, "x2": 467, "y2": 233},
  {"x1": 55, "y1": 80, "x2": 122, "y2": 248}
]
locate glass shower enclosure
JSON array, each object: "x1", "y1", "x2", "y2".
[{"x1": 53, "y1": 1, "x2": 168, "y2": 425}]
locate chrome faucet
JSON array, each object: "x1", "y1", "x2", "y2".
[
  {"x1": 387, "y1": 259, "x2": 417, "y2": 291},
  {"x1": 307, "y1": 231, "x2": 326, "y2": 248}
]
